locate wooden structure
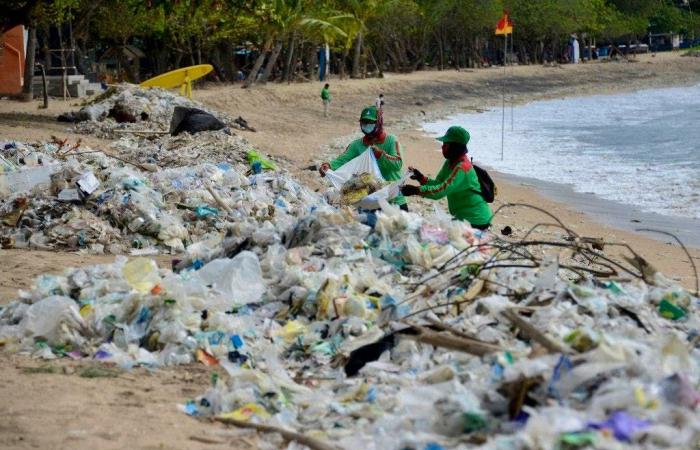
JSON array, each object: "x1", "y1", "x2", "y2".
[{"x1": 0, "y1": 26, "x2": 26, "y2": 96}]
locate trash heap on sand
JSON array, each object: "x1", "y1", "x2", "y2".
[
  {"x1": 0, "y1": 84, "x2": 301, "y2": 253},
  {"x1": 2, "y1": 196, "x2": 700, "y2": 448},
  {"x1": 2, "y1": 86, "x2": 700, "y2": 449},
  {"x1": 0, "y1": 137, "x2": 306, "y2": 253},
  {"x1": 59, "y1": 84, "x2": 230, "y2": 137}
]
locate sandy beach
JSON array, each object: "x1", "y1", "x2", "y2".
[{"x1": 1, "y1": 51, "x2": 700, "y2": 449}]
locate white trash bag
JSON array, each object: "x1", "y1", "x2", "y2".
[
  {"x1": 325, "y1": 149, "x2": 406, "y2": 207},
  {"x1": 195, "y1": 251, "x2": 266, "y2": 305},
  {"x1": 325, "y1": 148, "x2": 384, "y2": 189}
]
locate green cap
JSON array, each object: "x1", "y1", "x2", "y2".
[
  {"x1": 437, "y1": 126, "x2": 470, "y2": 145},
  {"x1": 360, "y1": 106, "x2": 378, "y2": 121}
]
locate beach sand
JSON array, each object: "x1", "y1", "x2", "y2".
[{"x1": 0, "y1": 52, "x2": 699, "y2": 449}]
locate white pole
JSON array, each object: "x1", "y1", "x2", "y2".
[
  {"x1": 510, "y1": 29, "x2": 514, "y2": 131},
  {"x1": 501, "y1": 33, "x2": 506, "y2": 161}
]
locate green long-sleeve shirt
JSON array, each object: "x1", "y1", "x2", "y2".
[
  {"x1": 330, "y1": 134, "x2": 406, "y2": 206},
  {"x1": 321, "y1": 88, "x2": 331, "y2": 101},
  {"x1": 419, "y1": 156, "x2": 492, "y2": 226}
]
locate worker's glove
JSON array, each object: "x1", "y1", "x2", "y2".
[
  {"x1": 371, "y1": 146, "x2": 383, "y2": 159},
  {"x1": 409, "y1": 167, "x2": 427, "y2": 185},
  {"x1": 401, "y1": 185, "x2": 421, "y2": 197},
  {"x1": 319, "y1": 162, "x2": 331, "y2": 177}
]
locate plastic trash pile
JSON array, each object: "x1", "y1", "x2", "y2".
[
  {"x1": 0, "y1": 137, "x2": 315, "y2": 254},
  {"x1": 60, "y1": 84, "x2": 229, "y2": 138},
  {"x1": 2, "y1": 194, "x2": 700, "y2": 448},
  {"x1": 108, "y1": 130, "x2": 257, "y2": 169},
  {"x1": 3, "y1": 88, "x2": 700, "y2": 450},
  {"x1": 181, "y1": 252, "x2": 700, "y2": 450},
  {"x1": 0, "y1": 204, "x2": 480, "y2": 371}
]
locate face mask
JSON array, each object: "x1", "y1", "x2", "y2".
[{"x1": 361, "y1": 123, "x2": 376, "y2": 135}]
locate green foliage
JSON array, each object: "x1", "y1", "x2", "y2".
[
  {"x1": 25, "y1": 0, "x2": 700, "y2": 81},
  {"x1": 650, "y1": 2, "x2": 685, "y2": 33}
]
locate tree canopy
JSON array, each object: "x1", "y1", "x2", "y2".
[{"x1": 10, "y1": 0, "x2": 700, "y2": 84}]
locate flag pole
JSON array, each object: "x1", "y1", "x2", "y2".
[
  {"x1": 501, "y1": 32, "x2": 506, "y2": 161},
  {"x1": 510, "y1": 28, "x2": 514, "y2": 131}
]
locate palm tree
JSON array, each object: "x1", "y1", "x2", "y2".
[
  {"x1": 245, "y1": 0, "x2": 347, "y2": 87},
  {"x1": 299, "y1": 7, "x2": 351, "y2": 79},
  {"x1": 336, "y1": 0, "x2": 381, "y2": 78}
]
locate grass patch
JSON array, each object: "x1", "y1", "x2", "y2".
[
  {"x1": 21, "y1": 366, "x2": 58, "y2": 374},
  {"x1": 683, "y1": 45, "x2": 700, "y2": 55},
  {"x1": 79, "y1": 367, "x2": 121, "y2": 378}
]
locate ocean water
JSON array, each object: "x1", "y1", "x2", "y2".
[{"x1": 421, "y1": 84, "x2": 700, "y2": 220}]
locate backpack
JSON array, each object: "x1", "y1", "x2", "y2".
[{"x1": 471, "y1": 164, "x2": 496, "y2": 203}]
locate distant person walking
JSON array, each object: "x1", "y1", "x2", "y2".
[
  {"x1": 569, "y1": 35, "x2": 580, "y2": 63},
  {"x1": 375, "y1": 93, "x2": 385, "y2": 110},
  {"x1": 321, "y1": 83, "x2": 331, "y2": 117}
]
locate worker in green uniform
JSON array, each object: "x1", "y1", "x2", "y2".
[
  {"x1": 319, "y1": 105, "x2": 408, "y2": 210},
  {"x1": 321, "y1": 83, "x2": 331, "y2": 117},
  {"x1": 401, "y1": 126, "x2": 492, "y2": 228}
]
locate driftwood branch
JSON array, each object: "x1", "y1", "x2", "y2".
[
  {"x1": 206, "y1": 183, "x2": 233, "y2": 213},
  {"x1": 210, "y1": 417, "x2": 341, "y2": 450},
  {"x1": 636, "y1": 228, "x2": 699, "y2": 296},
  {"x1": 400, "y1": 324, "x2": 503, "y2": 356},
  {"x1": 502, "y1": 308, "x2": 571, "y2": 354},
  {"x1": 425, "y1": 315, "x2": 481, "y2": 341}
]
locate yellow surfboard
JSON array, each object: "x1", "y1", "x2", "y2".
[{"x1": 140, "y1": 64, "x2": 213, "y2": 98}]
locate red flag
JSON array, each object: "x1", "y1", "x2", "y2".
[{"x1": 495, "y1": 11, "x2": 513, "y2": 35}]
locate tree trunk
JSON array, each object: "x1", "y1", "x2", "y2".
[
  {"x1": 244, "y1": 36, "x2": 272, "y2": 88},
  {"x1": 37, "y1": 62, "x2": 48, "y2": 108},
  {"x1": 22, "y1": 25, "x2": 37, "y2": 102},
  {"x1": 351, "y1": 31, "x2": 363, "y2": 78},
  {"x1": 68, "y1": 19, "x2": 76, "y2": 74},
  {"x1": 210, "y1": 46, "x2": 224, "y2": 81},
  {"x1": 189, "y1": 39, "x2": 196, "y2": 66},
  {"x1": 367, "y1": 47, "x2": 383, "y2": 77},
  {"x1": 57, "y1": 26, "x2": 66, "y2": 70},
  {"x1": 305, "y1": 44, "x2": 317, "y2": 80},
  {"x1": 282, "y1": 33, "x2": 297, "y2": 83},
  {"x1": 260, "y1": 39, "x2": 283, "y2": 84},
  {"x1": 157, "y1": 46, "x2": 168, "y2": 75},
  {"x1": 541, "y1": 40, "x2": 546, "y2": 64},
  {"x1": 295, "y1": 41, "x2": 305, "y2": 80},
  {"x1": 222, "y1": 41, "x2": 236, "y2": 82},
  {"x1": 361, "y1": 46, "x2": 368, "y2": 78},
  {"x1": 338, "y1": 49, "x2": 349, "y2": 79},
  {"x1": 43, "y1": 44, "x2": 50, "y2": 73}
]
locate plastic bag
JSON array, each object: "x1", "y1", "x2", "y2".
[
  {"x1": 20, "y1": 296, "x2": 85, "y2": 345},
  {"x1": 325, "y1": 149, "x2": 384, "y2": 189},
  {"x1": 123, "y1": 259, "x2": 161, "y2": 294},
  {"x1": 195, "y1": 251, "x2": 265, "y2": 305}
]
